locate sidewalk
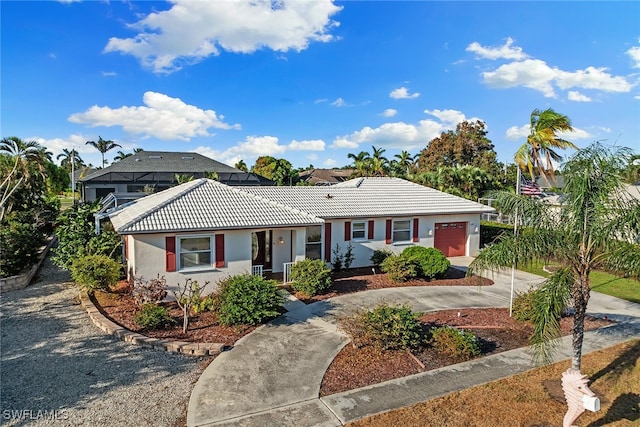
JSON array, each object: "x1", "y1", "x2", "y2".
[{"x1": 187, "y1": 258, "x2": 640, "y2": 426}]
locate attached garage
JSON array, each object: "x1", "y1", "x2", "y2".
[{"x1": 434, "y1": 222, "x2": 467, "y2": 257}]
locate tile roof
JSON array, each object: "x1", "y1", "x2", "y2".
[
  {"x1": 109, "y1": 177, "x2": 494, "y2": 234},
  {"x1": 238, "y1": 177, "x2": 495, "y2": 219},
  {"x1": 108, "y1": 179, "x2": 323, "y2": 234},
  {"x1": 81, "y1": 151, "x2": 240, "y2": 182}
]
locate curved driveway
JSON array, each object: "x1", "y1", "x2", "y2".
[{"x1": 187, "y1": 257, "x2": 640, "y2": 427}]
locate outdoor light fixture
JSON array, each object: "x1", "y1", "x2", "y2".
[
  {"x1": 278, "y1": 236, "x2": 284, "y2": 244},
  {"x1": 428, "y1": 228, "x2": 433, "y2": 236}
]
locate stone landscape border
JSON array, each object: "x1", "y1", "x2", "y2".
[
  {"x1": 79, "y1": 292, "x2": 225, "y2": 357},
  {"x1": 0, "y1": 236, "x2": 57, "y2": 293}
]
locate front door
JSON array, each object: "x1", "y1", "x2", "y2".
[{"x1": 252, "y1": 231, "x2": 272, "y2": 270}]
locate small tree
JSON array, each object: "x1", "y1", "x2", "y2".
[{"x1": 173, "y1": 279, "x2": 209, "y2": 333}]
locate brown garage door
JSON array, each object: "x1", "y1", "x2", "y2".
[{"x1": 434, "y1": 222, "x2": 467, "y2": 257}]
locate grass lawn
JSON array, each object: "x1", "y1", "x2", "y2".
[
  {"x1": 590, "y1": 271, "x2": 640, "y2": 304},
  {"x1": 514, "y1": 261, "x2": 640, "y2": 303},
  {"x1": 349, "y1": 339, "x2": 640, "y2": 427}
]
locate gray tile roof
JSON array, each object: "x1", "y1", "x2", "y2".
[
  {"x1": 109, "y1": 179, "x2": 323, "y2": 234},
  {"x1": 109, "y1": 177, "x2": 494, "y2": 234},
  {"x1": 238, "y1": 177, "x2": 495, "y2": 219},
  {"x1": 81, "y1": 151, "x2": 240, "y2": 182}
]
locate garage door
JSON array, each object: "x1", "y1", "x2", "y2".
[{"x1": 434, "y1": 222, "x2": 467, "y2": 257}]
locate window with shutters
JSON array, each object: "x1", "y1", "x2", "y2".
[
  {"x1": 392, "y1": 219, "x2": 411, "y2": 243},
  {"x1": 352, "y1": 221, "x2": 366, "y2": 240},
  {"x1": 178, "y1": 235, "x2": 213, "y2": 270}
]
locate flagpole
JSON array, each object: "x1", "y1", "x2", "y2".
[{"x1": 509, "y1": 167, "x2": 521, "y2": 317}]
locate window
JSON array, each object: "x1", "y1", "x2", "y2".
[
  {"x1": 392, "y1": 220, "x2": 411, "y2": 243},
  {"x1": 352, "y1": 221, "x2": 366, "y2": 240},
  {"x1": 178, "y1": 235, "x2": 213, "y2": 269},
  {"x1": 305, "y1": 226, "x2": 322, "y2": 260}
]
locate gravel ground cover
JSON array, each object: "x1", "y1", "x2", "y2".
[{"x1": 0, "y1": 256, "x2": 208, "y2": 427}]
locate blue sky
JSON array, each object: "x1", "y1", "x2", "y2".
[{"x1": 2, "y1": 1, "x2": 639, "y2": 170}]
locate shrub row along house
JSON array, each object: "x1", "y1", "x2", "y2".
[{"x1": 108, "y1": 177, "x2": 494, "y2": 293}]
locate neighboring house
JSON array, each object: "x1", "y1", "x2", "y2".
[
  {"x1": 108, "y1": 177, "x2": 494, "y2": 293},
  {"x1": 79, "y1": 151, "x2": 271, "y2": 202},
  {"x1": 298, "y1": 168, "x2": 355, "y2": 185}
]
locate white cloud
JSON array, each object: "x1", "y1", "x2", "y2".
[
  {"x1": 482, "y1": 59, "x2": 558, "y2": 97},
  {"x1": 323, "y1": 158, "x2": 337, "y2": 167},
  {"x1": 332, "y1": 109, "x2": 478, "y2": 150},
  {"x1": 331, "y1": 97, "x2": 346, "y2": 107},
  {"x1": 466, "y1": 37, "x2": 528, "y2": 60},
  {"x1": 288, "y1": 139, "x2": 325, "y2": 151},
  {"x1": 505, "y1": 125, "x2": 530, "y2": 140},
  {"x1": 381, "y1": 108, "x2": 397, "y2": 118},
  {"x1": 104, "y1": 0, "x2": 342, "y2": 73},
  {"x1": 505, "y1": 124, "x2": 592, "y2": 141},
  {"x1": 101, "y1": 71, "x2": 117, "y2": 77},
  {"x1": 389, "y1": 86, "x2": 420, "y2": 99},
  {"x1": 567, "y1": 91, "x2": 592, "y2": 102},
  {"x1": 68, "y1": 91, "x2": 240, "y2": 140},
  {"x1": 627, "y1": 45, "x2": 640, "y2": 68},
  {"x1": 314, "y1": 98, "x2": 328, "y2": 104},
  {"x1": 475, "y1": 47, "x2": 633, "y2": 98}
]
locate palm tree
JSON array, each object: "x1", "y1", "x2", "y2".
[
  {"x1": 469, "y1": 143, "x2": 640, "y2": 372},
  {"x1": 0, "y1": 137, "x2": 47, "y2": 221},
  {"x1": 174, "y1": 174, "x2": 195, "y2": 184},
  {"x1": 515, "y1": 108, "x2": 578, "y2": 184},
  {"x1": 57, "y1": 148, "x2": 85, "y2": 171},
  {"x1": 113, "y1": 151, "x2": 133, "y2": 162},
  {"x1": 394, "y1": 150, "x2": 416, "y2": 176},
  {"x1": 85, "y1": 136, "x2": 121, "y2": 168},
  {"x1": 347, "y1": 150, "x2": 371, "y2": 177},
  {"x1": 235, "y1": 159, "x2": 248, "y2": 172}
]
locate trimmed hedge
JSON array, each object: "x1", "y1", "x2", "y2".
[
  {"x1": 401, "y1": 246, "x2": 450, "y2": 280},
  {"x1": 217, "y1": 274, "x2": 283, "y2": 325},
  {"x1": 480, "y1": 221, "x2": 514, "y2": 247},
  {"x1": 290, "y1": 258, "x2": 332, "y2": 297}
]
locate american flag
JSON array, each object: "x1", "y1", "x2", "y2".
[{"x1": 520, "y1": 175, "x2": 542, "y2": 196}]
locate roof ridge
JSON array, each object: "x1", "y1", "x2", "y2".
[{"x1": 231, "y1": 185, "x2": 322, "y2": 221}]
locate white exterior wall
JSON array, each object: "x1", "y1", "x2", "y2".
[
  {"x1": 83, "y1": 183, "x2": 129, "y2": 201},
  {"x1": 325, "y1": 213, "x2": 482, "y2": 267}
]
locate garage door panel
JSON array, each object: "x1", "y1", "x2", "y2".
[{"x1": 434, "y1": 222, "x2": 467, "y2": 257}]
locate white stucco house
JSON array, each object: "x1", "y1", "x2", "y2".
[{"x1": 108, "y1": 177, "x2": 494, "y2": 292}]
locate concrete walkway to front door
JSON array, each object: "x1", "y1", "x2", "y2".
[{"x1": 187, "y1": 257, "x2": 640, "y2": 426}]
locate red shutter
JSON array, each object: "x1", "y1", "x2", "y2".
[
  {"x1": 324, "y1": 223, "x2": 332, "y2": 262},
  {"x1": 165, "y1": 236, "x2": 176, "y2": 272},
  {"x1": 215, "y1": 234, "x2": 225, "y2": 268},
  {"x1": 385, "y1": 219, "x2": 392, "y2": 244},
  {"x1": 344, "y1": 221, "x2": 351, "y2": 241},
  {"x1": 413, "y1": 218, "x2": 419, "y2": 242},
  {"x1": 368, "y1": 220, "x2": 374, "y2": 240}
]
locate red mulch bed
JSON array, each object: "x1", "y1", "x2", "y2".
[
  {"x1": 91, "y1": 281, "x2": 257, "y2": 346},
  {"x1": 89, "y1": 270, "x2": 613, "y2": 398},
  {"x1": 292, "y1": 266, "x2": 493, "y2": 303},
  {"x1": 319, "y1": 307, "x2": 612, "y2": 396}
]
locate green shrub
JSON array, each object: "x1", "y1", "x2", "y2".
[
  {"x1": 70, "y1": 254, "x2": 120, "y2": 294},
  {"x1": 370, "y1": 248, "x2": 393, "y2": 267},
  {"x1": 134, "y1": 304, "x2": 173, "y2": 330},
  {"x1": 290, "y1": 258, "x2": 332, "y2": 296},
  {"x1": 52, "y1": 202, "x2": 99, "y2": 269},
  {"x1": 480, "y1": 221, "x2": 514, "y2": 247},
  {"x1": 430, "y1": 326, "x2": 480, "y2": 359},
  {"x1": 340, "y1": 303, "x2": 422, "y2": 350},
  {"x1": 217, "y1": 274, "x2": 283, "y2": 325},
  {"x1": 0, "y1": 221, "x2": 43, "y2": 277},
  {"x1": 512, "y1": 287, "x2": 539, "y2": 322},
  {"x1": 401, "y1": 246, "x2": 450, "y2": 280},
  {"x1": 380, "y1": 254, "x2": 419, "y2": 282}
]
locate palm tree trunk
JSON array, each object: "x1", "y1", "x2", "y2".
[{"x1": 571, "y1": 274, "x2": 591, "y2": 370}]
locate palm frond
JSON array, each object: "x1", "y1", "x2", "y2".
[{"x1": 529, "y1": 268, "x2": 573, "y2": 366}]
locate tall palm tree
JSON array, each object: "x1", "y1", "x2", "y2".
[
  {"x1": 515, "y1": 108, "x2": 577, "y2": 184},
  {"x1": 57, "y1": 148, "x2": 85, "y2": 170},
  {"x1": 469, "y1": 143, "x2": 640, "y2": 372},
  {"x1": 347, "y1": 150, "x2": 371, "y2": 177},
  {"x1": 0, "y1": 137, "x2": 47, "y2": 221},
  {"x1": 235, "y1": 159, "x2": 248, "y2": 172},
  {"x1": 85, "y1": 136, "x2": 121, "y2": 168}
]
